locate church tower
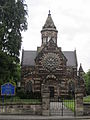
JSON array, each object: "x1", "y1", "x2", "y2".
[{"x1": 41, "y1": 11, "x2": 58, "y2": 45}]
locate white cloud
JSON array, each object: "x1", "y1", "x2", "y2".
[{"x1": 22, "y1": 0, "x2": 90, "y2": 72}]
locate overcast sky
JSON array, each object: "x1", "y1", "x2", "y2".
[{"x1": 22, "y1": 0, "x2": 90, "y2": 72}]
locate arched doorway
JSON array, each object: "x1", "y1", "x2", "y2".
[{"x1": 42, "y1": 75, "x2": 60, "y2": 100}]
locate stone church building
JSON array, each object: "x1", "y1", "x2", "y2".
[{"x1": 21, "y1": 12, "x2": 85, "y2": 99}]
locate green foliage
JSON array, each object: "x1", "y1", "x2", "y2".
[
  {"x1": 83, "y1": 95, "x2": 90, "y2": 103},
  {"x1": 64, "y1": 100, "x2": 75, "y2": 112},
  {"x1": 0, "y1": 51, "x2": 13, "y2": 82},
  {"x1": 84, "y1": 70, "x2": 90, "y2": 95},
  {"x1": 0, "y1": 0, "x2": 27, "y2": 84},
  {"x1": 17, "y1": 89, "x2": 41, "y2": 99},
  {"x1": 0, "y1": 50, "x2": 21, "y2": 84},
  {"x1": 0, "y1": 0, "x2": 27, "y2": 56}
]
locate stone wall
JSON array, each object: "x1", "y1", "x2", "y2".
[
  {"x1": 75, "y1": 88, "x2": 83, "y2": 116},
  {"x1": 0, "y1": 103, "x2": 42, "y2": 115},
  {"x1": 83, "y1": 103, "x2": 90, "y2": 115}
]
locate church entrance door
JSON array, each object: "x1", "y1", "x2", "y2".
[{"x1": 49, "y1": 86, "x2": 54, "y2": 98}]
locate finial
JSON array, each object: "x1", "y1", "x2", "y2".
[
  {"x1": 80, "y1": 63, "x2": 82, "y2": 66},
  {"x1": 48, "y1": 10, "x2": 51, "y2": 15}
]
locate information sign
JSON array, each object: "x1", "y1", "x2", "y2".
[{"x1": 1, "y1": 83, "x2": 15, "y2": 96}]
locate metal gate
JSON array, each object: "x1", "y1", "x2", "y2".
[{"x1": 50, "y1": 97, "x2": 75, "y2": 116}]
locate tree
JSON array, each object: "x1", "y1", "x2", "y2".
[
  {"x1": 84, "y1": 70, "x2": 90, "y2": 95},
  {"x1": 0, "y1": 0, "x2": 27, "y2": 83}
]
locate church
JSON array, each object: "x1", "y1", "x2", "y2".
[{"x1": 21, "y1": 12, "x2": 85, "y2": 99}]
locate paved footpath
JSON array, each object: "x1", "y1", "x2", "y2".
[{"x1": 0, "y1": 115, "x2": 90, "y2": 120}]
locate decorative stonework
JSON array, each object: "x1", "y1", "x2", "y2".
[{"x1": 42, "y1": 53, "x2": 60, "y2": 71}]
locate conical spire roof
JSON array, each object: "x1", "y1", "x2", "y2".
[
  {"x1": 79, "y1": 63, "x2": 84, "y2": 72},
  {"x1": 42, "y1": 11, "x2": 57, "y2": 31}
]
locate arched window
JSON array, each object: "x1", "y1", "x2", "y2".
[{"x1": 25, "y1": 81, "x2": 32, "y2": 92}]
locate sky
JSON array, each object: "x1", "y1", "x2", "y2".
[{"x1": 22, "y1": 0, "x2": 90, "y2": 72}]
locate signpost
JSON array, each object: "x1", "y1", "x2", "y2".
[
  {"x1": 1, "y1": 83, "x2": 15, "y2": 112},
  {"x1": 1, "y1": 83, "x2": 15, "y2": 96}
]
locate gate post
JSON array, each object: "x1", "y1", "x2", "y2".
[
  {"x1": 41, "y1": 84, "x2": 50, "y2": 116},
  {"x1": 75, "y1": 88, "x2": 83, "y2": 116}
]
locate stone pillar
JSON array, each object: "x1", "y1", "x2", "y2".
[
  {"x1": 41, "y1": 84, "x2": 50, "y2": 116},
  {"x1": 75, "y1": 88, "x2": 83, "y2": 116}
]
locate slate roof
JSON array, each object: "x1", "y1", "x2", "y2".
[
  {"x1": 63, "y1": 51, "x2": 77, "y2": 67},
  {"x1": 21, "y1": 50, "x2": 77, "y2": 67},
  {"x1": 22, "y1": 50, "x2": 37, "y2": 66}
]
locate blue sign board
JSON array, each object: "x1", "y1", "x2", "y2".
[{"x1": 1, "y1": 83, "x2": 15, "y2": 96}]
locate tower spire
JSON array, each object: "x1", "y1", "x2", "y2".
[
  {"x1": 48, "y1": 10, "x2": 51, "y2": 15},
  {"x1": 41, "y1": 11, "x2": 58, "y2": 45},
  {"x1": 42, "y1": 11, "x2": 57, "y2": 29},
  {"x1": 79, "y1": 63, "x2": 85, "y2": 76}
]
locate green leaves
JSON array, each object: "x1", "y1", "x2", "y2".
[
  {"x1": 84, "y1": 70, "x2": 90, "y2": 95},
  {"x1": 0, "y1": 50, "x2": 21, "y2": 84},
  {"x1": 0, "y1": 0, "x2": 27, "y2": 57},
  {"x1": 0, "y1": 0, "x2": 27, "y2": 83}
]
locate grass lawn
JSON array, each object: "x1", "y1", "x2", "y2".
[
  {"x1": 64, "y1": 95, "x2": 90, "y2": 111},
  {"x1": 64, "y1": 100, "x2": 75, "y2": 112},
  {"x1": 0, "y1": 96, "x2": 41, "y2": 104},
  {"x1": 83, "y1": 95, "x2": 90, "y2": 103}
]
